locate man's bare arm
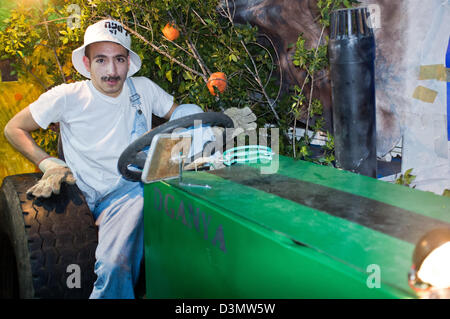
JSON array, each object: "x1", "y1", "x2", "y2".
[
  {"x1": 163, "y1": 102, "x2": 179, "y2": 120},
  {"x1": 4, "y1": 106, "x2": 50, "y2": 165}
]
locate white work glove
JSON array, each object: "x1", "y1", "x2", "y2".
[
  {"x1": 27, "y1": 157, "x2": 76, "y2": 198},
  {"x1": 223, "y1": 107, "x2": 257, "y2": 138}
]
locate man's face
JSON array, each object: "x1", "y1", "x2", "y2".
[{"x1": 82, "y1": 41, "x2": 130, "y2": 97}]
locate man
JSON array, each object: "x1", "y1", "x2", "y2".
[{"x1": 4, "y1": 19, "x2": 254, "y2": 298}]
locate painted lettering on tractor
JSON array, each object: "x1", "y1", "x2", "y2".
[{"x1": 153, "y1": 187, "x2": 226, "y2": 253}]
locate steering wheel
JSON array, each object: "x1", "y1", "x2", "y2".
[{"x1": 118, "y1": 112, "x2": 234, "y2": 181}]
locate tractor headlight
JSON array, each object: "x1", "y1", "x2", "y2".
[
  {"x1": 416, "y1": 242, "x2": 450, "y2": 289},
  {"x1": 409, "y1": 228, "x2": 450, "y2": 298}
]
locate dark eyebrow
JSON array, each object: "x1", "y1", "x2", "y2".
[
  {"x1": 93, "y1": 54, "x2": 127, "y2": 59},
  {"x1": 93, "y1": 54, "x2": 107, "y2": 59}
]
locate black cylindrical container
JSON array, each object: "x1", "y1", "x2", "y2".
[{"x1": 328, "y1": 7, "x2": 377, "y2": 177}]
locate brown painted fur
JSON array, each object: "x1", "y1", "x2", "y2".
[{"x1": 227, "y1": 0, "x2": 404, "y2": 155}]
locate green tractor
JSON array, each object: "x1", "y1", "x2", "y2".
[{"x1": 1, "y1": 112, "x2": 449, "y2": 299}]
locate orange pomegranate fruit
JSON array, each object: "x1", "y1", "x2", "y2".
[
  {"x1": 207, "y1": 72, "x2": 227, "y2": 96},
  {"x1": 14, "y1": 93, "x2": 23, "y2": 101},
  {"x1": 162, "y1": 23, "x2": 180, "y2": 41}
]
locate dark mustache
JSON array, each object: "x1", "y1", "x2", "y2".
[{"x1": 101, "y1": 76, "x2": 121, "y2": 82}]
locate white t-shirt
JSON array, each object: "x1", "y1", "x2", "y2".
[{"x1": 29, "y1": 76, "x2": 173, "y2": 208}]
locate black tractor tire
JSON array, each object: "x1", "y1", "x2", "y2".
[{"x1": 0, "y1": 173, "x2": 98, "y2": 299}]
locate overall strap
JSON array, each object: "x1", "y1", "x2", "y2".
[
  {"x1": 126, "y1": 77, "x2": 143, "y2": 114},
  {"x1": 127, "y1": 77, "x2": 148, "y2": 143}
]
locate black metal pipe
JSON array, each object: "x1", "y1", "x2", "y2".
[{"x1": 328, "y1": 7, "x2": 377, "y2": 177}]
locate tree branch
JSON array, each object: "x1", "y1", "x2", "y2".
[
  {"x1": 17, "y1": 54, "x2": 49, "y2": 91},
  {"x1": 220, "y1": 0, "x2": 283, "y2": 126},
  {"x1": 121, "y1": 23, "x2": 206, "y2": 80}
]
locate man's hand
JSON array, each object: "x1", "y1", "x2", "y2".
[
  {"x1": 224, "y1": 107, "x2": 257, "y2": 137},
  {"x1": 27, "y1": 157, "x2": 76, "y2": 198}
]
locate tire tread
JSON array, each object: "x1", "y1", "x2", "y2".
[{"x1": 0, "y1": 173, "x2": 97, "y2": 299}]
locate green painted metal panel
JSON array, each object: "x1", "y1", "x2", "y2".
[{"x1": 144, "y1": 155, "x2": 450, "y2": 298}]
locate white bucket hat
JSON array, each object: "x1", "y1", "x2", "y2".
[{"x1": 72, "y1": 19, "x2": 142, "y2": 79}]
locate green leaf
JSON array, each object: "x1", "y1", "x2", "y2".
[
  {"x1": 183, "y1": 71, "x2": 193, "y2": 80},
  {"x1": 155, "y1": 56, "x2": 162, "y2": 69},
  {"x1": 165, "y1": 69, "x2": 172, "y2": 83},
  {"x1": 178, "y1": 81, "x2": 185, "y2": 93}
]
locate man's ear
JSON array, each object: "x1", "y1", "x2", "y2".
[{"x1": 82, "y1": 56, "x2": 91, "y2": 73}]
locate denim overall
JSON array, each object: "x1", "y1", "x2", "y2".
[
  {"x1": 89, "y1": 78, "x2": 213, "y2": 298},
  {"x1": 89, "y1": 78, "x2": 147, "y2": 299}
]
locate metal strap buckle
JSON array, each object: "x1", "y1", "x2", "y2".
[{"x1": 130, "y1": 93, "x2": 141, "y2": 105}]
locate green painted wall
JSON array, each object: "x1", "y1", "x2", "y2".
[{"x1": 0, "y1": 0, "x2": 17, "y2": 30}]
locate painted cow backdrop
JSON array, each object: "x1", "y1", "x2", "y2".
[
  {"x1": 225, "y1": 0, "x2": 400, "y2": 155},
  {"x1": 226, "y1": 0, "x2": 450, "y2": 194},
  {"x1": 226, "y1": 0, "x2": 333, "y2": 136}
]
